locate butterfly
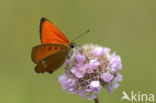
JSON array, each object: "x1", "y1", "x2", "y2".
[{"x1": 31, "y1": 18, "x2": 75, "y2": 73}]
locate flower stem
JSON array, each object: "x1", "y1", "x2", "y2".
[{"x1": 94, "y1": 96, "x2": 99, "y2": 103}]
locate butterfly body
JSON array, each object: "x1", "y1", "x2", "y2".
[{"x1": 31, "y1": 18, "x2": 73, "y2": 73}]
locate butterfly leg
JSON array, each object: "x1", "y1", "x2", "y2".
[{"x1": 67, "y1": 48, "x2": 75, "y2": 58}]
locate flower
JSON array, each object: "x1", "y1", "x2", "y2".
[
  {"x1": 58, "y1": 44, "x2": 122, "y2": 100},
  {"x1": 94, "y1": 47, "x2": 105, "y2": 57},
  {"x1": 75, "y1": 54, "x2": 86, "y2": 63},
  {"x1": 71, "y1": 63, "x2": 86, "y2": 78},
  {"x1": 89, "y1": 81, "x2": 101, "y2": 93},
  {"x1": 101, "y1": 72, "x2": 114, "y2": 82},
  {"x1": 104, "y1": 73, "x2": 122, "y2": 93}
]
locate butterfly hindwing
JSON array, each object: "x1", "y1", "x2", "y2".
[
  {"x1": 31, "y1": 44, "x2": 70, "y2": 64},
  {"x1": 34, "y1": 50, "x2": 67, "y2": 73}
]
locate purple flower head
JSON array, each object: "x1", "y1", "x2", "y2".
[
  {"x1": 89, "y1": 59, "x2": 100, "y2": 70},
  {"x1": 104, "y1": 73, "x2": 122, "y2": 93},
  {"x1": 103, "y1": 47, "x2": 111, "y2": 54},
  {"x1": 104, "y1": 81, "x2": 119, "y2": 94},
  {"x1": 108, "y1": 52, "x2": 122, "y2": 73},
  {"x1": 94, "y1": 47, "x2": 105, "y2": 57},
  {"x1": 71, "y1": 63, "x2": 86, "y2": 78},
  {"x1": 84, "y1": 64, "x2": 94, "y2": 73},
  {"x1": 101, "y1": 72, "x2": 114, "y2": 82},
  {"x1": 58, "y1": 44, "x2": 123, "y2": 100},
  {"x1": 78, "y1": 89, "x2": 85, "y2": 97},
  {"x1": 114, "y1": 73, "x2": 122, "y2": 82},
  {"x1": 58, "y1": 75, "x2": 76, "y2": 94},
  {"x1": 89, "y1": 81, "x2": 101, "y2": 93},
  {"x1": 75, "y1": 54, "x2": 86, "y2": 63},
  {"x1": 87, "y1": 94, "x2": 97, "y2": 100}
]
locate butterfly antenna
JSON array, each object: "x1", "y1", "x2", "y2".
[{"x1": 71, "y1": 30, "x2": 91, "y2": 42}]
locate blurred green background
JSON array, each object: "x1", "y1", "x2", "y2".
[{"x1": 0, "y1": 0, "x2": 156, "y2": 103}]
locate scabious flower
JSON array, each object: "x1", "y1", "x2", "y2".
[{"x1": 58, "y1": 44, "x2": 122, "y2": 100}]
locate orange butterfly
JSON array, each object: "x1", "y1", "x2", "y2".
[{"x1": 31, "y1": 18, "x2": 75, "y2": 73}]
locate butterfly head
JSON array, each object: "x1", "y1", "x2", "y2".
[{"x1": 70, "y1": 42, "x2": 76, "y2": 48}]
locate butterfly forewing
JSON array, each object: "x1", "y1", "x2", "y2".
[
  {"x1": 40, "y1": 18, "x2": 70, "y2": 44},
  {"x1": 34, "y1": 50, "x2": 67, "y2": 73}
]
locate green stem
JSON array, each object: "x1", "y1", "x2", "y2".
[{"x1": 94, "y1": 96, "x2": 99, "y2": 103}]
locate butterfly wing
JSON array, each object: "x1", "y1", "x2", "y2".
[
  {"x1": 31, "y1": 44, "x2": 70, "y2": 64},
  {"x1": 40, "y1": 18, "x2": 70, "y2": 44},
  {"x1": 31, "y1": 18, "x2": 72, "y2": 74},
  {"x1": 34, "y1": 50, "x2": 67, "y2": 73}
]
